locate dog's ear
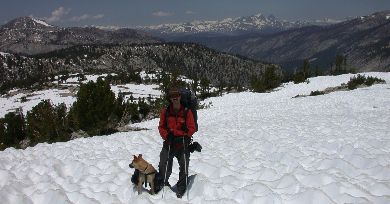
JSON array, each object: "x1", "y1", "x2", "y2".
[
  {"x1": 139, "y1": 154, "x2": 143, "y2": 158},
  {"x1": 133, "y1": 155, "x2": 137, "y2": 160}
]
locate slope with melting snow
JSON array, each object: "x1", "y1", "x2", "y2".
[{"x1": 1, "y1": 73, "x2": 390, "y2": 203}]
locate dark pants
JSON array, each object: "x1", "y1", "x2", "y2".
[{"x1": 158, "y1": 141, "x2": 190, "y2": 195}]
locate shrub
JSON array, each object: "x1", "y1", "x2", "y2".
[
  {"x1": 310, "y1": 90, "x2": 325, "y2": 96},
  {"x1": 365, "y1": 76, "x2": 385, "y2": 86},
  {"x1": 21, "y1": 96, "x2": 28, "y2": 103},
  {"x1": 292, "y1": 71, "x2": 307, "y2": 84},
  {"x1": 347, "y1": 74, "x2": 385, "y2": 90}
]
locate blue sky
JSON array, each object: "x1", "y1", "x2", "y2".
[{"x1": 1, "y1": 0, "x2": 390, "y2": 27}]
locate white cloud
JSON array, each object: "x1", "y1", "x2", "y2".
[
  {"x1": 70, "y1": 14, "x2": 105, "y2": 22},
  {"x1": 46, "y1": 7, "x2": 71, "y2": 23},
  {"x1": 43, "y1": 7, "x2": 104, "y2": 23},
  {"x1": 152, "y1": 11, "x2": 174, "y2": 17},
  {"x1": 185, "y1": 10, "x2": 196, "y2": 15},
  {"x1": 93, "y1": 14, "x2": 105, "y2": 20}
]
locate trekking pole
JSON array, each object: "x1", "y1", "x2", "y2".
[
  {"x1": 182, "y1": 137, "x2": 189, "y2": 201},
  {"x1": 162, "y1": 144, "x2": 171, "y2": 199}
]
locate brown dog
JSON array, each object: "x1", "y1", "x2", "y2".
[{"x1": 129, "y1": 154, "x2": 157, "y2": 195}]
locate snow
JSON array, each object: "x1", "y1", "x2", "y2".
[
  {"x1": 0, "y1": 73, "x2": 163, "y2": 117},
  {"x1": 0, "y1": 52, "x2": 10, "y2": 57},
  {"x1": 1, "y1": 72, "x2": 390, "y2": 203},
  {"x1": 0, "y1": 89, "x2": 76, "y2": 117},
  {"x1": 32, "y1": 18, "x2": 52, "y2": 27}
]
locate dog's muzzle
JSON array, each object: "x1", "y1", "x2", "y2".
[{"x1": 129, "y1": 163, "x2": 134, "y2": 168}]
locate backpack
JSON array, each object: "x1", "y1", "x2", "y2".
[{"x1": 166, "y1": 88, "x2": 198, "y2": 132}]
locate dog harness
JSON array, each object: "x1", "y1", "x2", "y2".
[{"x1": 141, "y1": 164, "x2": 156, "y2": 188}]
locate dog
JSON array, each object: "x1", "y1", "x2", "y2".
[{"x1": 129, "y1": 154, "x2": 157, "y2": 195}]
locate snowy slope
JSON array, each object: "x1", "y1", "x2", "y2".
[
  {"x1": 1, "y1": 73, "x2": 390, "y2": 203},
  {"x1": 0, "y1": 73, "x2": 161, "y2": 117}
]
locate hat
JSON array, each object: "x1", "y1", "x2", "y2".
[{"x1": 168, "y1": 87, "x2": 180, "y2": 98}]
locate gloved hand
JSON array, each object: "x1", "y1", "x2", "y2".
[{"x1": 167, "y1": 132, "x2": 175, "y2": 142}]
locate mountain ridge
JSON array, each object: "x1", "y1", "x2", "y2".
[
  {"x1": 0, "y1": 17, "x2": 161, "y2": 55},
  {"x1": 0, "y1": 42, "x2": 280, "y2": 92},
  {"x1": 163, "y1": 11, "x2": 390, "y2": 72},
  {"x1": 138, "y1": 13, "x2": 319, "y2": 35}
]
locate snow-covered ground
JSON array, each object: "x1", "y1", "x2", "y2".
[
  {"x1": 1, "y1": 73, "x2": 390, "y2": 203},
  {"x1": 0, "y1": 73, "x2": 162, "y2": 117}
]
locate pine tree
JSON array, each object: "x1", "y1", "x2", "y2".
[
  {"x1": 26, "y1": 100, "x2": 58, "y2": 145},
  {"x1": 0, "y1": 119, "x2": 5, "y2": 150},
  {"x1": 1, "y1": 112, "x2": 26, "y2": 149},
  {"x1": 303, "y1": 59, "x2": 310, "y2": 79},
  {"x1": 71, "y1": 78, "x2": 117, "y2": 135},
  {"x1": 4, "y1": 112, "x2": 26, "y2": 147},
  {"x1": 200, "y1": 77, "x2": 210, "y2": 97}
]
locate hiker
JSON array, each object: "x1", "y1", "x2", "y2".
[{"x1": 157, "y1": 87, "x2": 196, "y2": 198}]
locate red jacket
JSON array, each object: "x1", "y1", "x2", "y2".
[{"x1": 158, "y1": 105, "x2": 196, "y2": 142}]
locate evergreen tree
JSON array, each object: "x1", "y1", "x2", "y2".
[
  {"x1": 303, "y1": 59, "x2": 310, "y2": 79},
  {"x1": 293, "y1": 59, "x2": 310, "y2": 84},
  {"x1": 200, "y1": 77, "x2": 210, "y2": 97},
  {"x1": 138, "y1": 98, "x2": 150, "y2": 119},
  {"x1": 0, "y1": 119, "x2": 5, "y2": 150},
  {"x1": 71, "y1": 78, "x2": 117, "y2": 135},
  {"x1": 54, "y1": 103, "x2": 70, "y2": 142},
  {"x1": 20, "y1": 101, "x2": 70, "y2": 146},
  {"x1": 251, "y1": 66, "x2": 282, "y2": 92},
  {"x1": 333, "y1": 54, "x2": 346, "y2": 75},
  {"x1": 1, "y1": 111, "x2": 26, "y2": 149}
]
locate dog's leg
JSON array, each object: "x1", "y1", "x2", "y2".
[
  {"x1": 150, "y1": 179, "x2": 155, "y2": 195},
  {"x1": 137, "y1": 176, "x2": 144, "y2": 195}
]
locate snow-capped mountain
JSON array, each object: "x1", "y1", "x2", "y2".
[
  {"x1": 140, "y1": 13, "x2": 310, "y2": 35},
  {"x1": 3, "y1": 16, "x2": 54, "y2": 29},
  {"x1": 164, "y1": 10, "x2": 390, "y2": 72},
  {"x1": 0, "y1": 17, "x2": 160, "y2": 55}
]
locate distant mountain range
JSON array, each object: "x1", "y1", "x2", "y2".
[
  {"x1": 0, "y1": 17, "x2": 160, "y2": 55},
  {"x1": 139, "y1": 13, "x2": 341, "y2": 36},
  {"x1": 154, "y1": 11, "x2": 390, "y2": 72},
  {"x1": 1, "y1": 11, "x2": 389, "y2": 74},
  {"x1": 0, "y1": 16, "x2": 283, "y2": 92}
]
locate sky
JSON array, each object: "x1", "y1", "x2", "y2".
[{"x1": 0, "y1": 0, "x2": 390, "y2": 27}]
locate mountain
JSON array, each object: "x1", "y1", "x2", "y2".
[
  {"x1": 0, "y1": 43, "x2": 280, "y2": 91},
  {"x1": 140, "y1": 13, "x2": 310, "y2": 36},
  {"x1": 0, "y1": 17, "x2": 161, "y2": 55},
  {"x1": 168, "y1": 11, "x2": 390, "y2": 72}
]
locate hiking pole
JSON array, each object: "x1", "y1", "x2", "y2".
[
  {"x1": 162, "y1": 144, "x2": 171, "y2": 199},
  {"x1": 182, "y1": 136, "x2": 189, "y2": 201}
]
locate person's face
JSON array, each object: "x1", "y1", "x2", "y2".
[{"x1": 170, "y1": 93, "x2": 181, "y2": 104}]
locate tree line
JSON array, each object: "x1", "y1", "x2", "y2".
[
  {"x1": 0, "y1": 78, "x2": 160, "y2": 150},
  {"x1": 285, "y1": 54, "x2": 356, "y2": 84}
]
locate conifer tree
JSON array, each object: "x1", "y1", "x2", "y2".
[
  {"x1": 72, "y1": 78, "x2": 116, "y2": 135},
  {"x1": 0, "y1": 119, "x2": 5, "y2": 150},
  {"x1": 26, "y1": 100, "x2": 58, "y2": 145},
  {"x1": 1, "y1": 112, "x2": 26, "y2": 148}
]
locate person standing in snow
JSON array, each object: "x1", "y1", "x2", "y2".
[{"x1": 157, "y1": 87, "x2": 196, "y2": 198}]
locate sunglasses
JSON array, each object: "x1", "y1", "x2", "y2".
[{"x1": 170, "y1": 94, "x2": 181, "y2": 98}]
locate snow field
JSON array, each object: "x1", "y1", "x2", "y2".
[{"x1": 0, "y1": 72, "x2": 390, "y2": 203}]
